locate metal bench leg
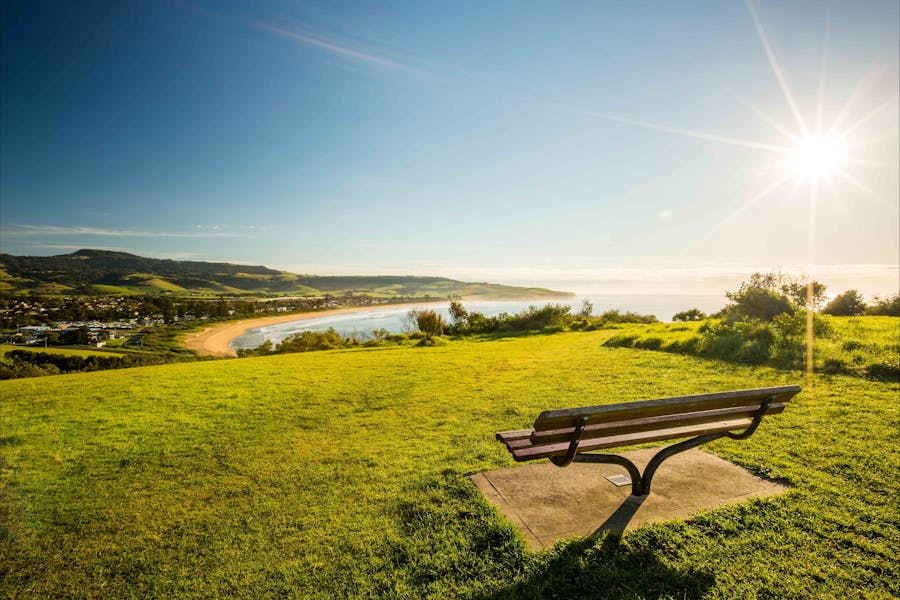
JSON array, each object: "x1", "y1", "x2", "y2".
[
  {"x1": 553, "y1": 397, "x2": 774, "y2": 496},
  {"x1": 638, "y1": 433, "x2": 724, "y2": 495},
  {"x1": 574, "y1": 433, "x2": 726, "y2": 496},
  {"x1": 573, "y1": 453, "x2": 644, "y2": 496},
  {"x1": 630, "y1": 396, "x2": 775, "y2": 495}
]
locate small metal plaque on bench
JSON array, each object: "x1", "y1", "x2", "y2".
[{"x1": 605, "y1": 474, "x2": 632, "y2": 487}]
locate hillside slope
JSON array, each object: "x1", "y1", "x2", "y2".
[{"x1": 0, "y1": 249, "x2": 572, "y2": 299}]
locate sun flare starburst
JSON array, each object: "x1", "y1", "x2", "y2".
[{"x1": 790, "y1": 134, "x2": 845, "y2": 179}]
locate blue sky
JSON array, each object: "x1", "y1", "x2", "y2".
[{"x1": 2, "y1": 1, "x2": 898, "y2": 295}]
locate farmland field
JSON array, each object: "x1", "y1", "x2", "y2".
[{"x1": 1, "y1": 329, "x2": 898, "y2": 598}]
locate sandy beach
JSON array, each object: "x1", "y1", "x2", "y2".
[{"x1": 184, "y1": 302, "x2": 440, "y2": 357}]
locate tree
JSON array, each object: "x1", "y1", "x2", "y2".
[
  {"x1": 448, "y1": 301, "x2": 468, "y2": 326},
  {"x1": 672, "y1": 308, "x2": 706, "y2": 322},
  {"x1": 577, "y1": 299, "x2": 593, "y2": 318},
  {"x1": 741, "y1": 272, "x2": 785, "y2": 292},
  {"x1": 822, "y1": 290, "x2": 867, "y2": 316},
  {"x1": 782, "y1": 280, "x2": 827, "y2": 311},
  {"x1": 728, "y1": 272, "x2": 826, "y2": 311},
  {"x1": 415, "y1": 310, "x2": 444, "y2": 339},
  {"x1": 60, "y1": 326, "x2": 91, "y2": 345},
  {"x1": 402, "y1": 310, "x2": 420, "y2": 333},
  {"x1": 725, "y1": 277, "x2": 795, "y2": 322}
]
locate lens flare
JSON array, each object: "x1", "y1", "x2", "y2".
[{"x1": 791, "y1": 134, "x2": 844, "y2": 177}]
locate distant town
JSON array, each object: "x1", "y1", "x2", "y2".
[{"x1": 0, "y1": 293, "x2": 430, "y2": 348}]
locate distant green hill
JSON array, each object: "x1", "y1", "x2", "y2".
[{"x1": 0, "y1": 249, "x2": 573, "y2": 299}]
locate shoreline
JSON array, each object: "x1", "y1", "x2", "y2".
[{"x1": 183, "y1": 302, "x2": 443, "y2": 357}]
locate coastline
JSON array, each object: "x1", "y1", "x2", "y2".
[{"x1": 183, "y1": 302, "x2": 443, "y2": 357}]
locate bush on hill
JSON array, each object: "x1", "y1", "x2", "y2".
[
  {"x1": 866, "y1": 293, "x2": 900, "y2": 316},
  {"x1": 822, "y1": 290, "x2": 867, "y2": 316},
  {"x1": 721, "y1": 272, "x2": 832, "y2": 322},
  {"x1": 605, "y1": 313, "x2": 897, "y2": 381},
  {"x1": 601, "y1": 273, "x2": 897, "y2": 375},
  {"x1": 595, "y1": 309, "x2": 658, "y2": 325},
  {"x1": 0, "y1": 349, "x2": 163, "y2": 379},
  {"x1": 673, "y1": 308, "x2": 706, "y2": 322},
  {"x1": 725, "y1": 285, "x2": 795, "y2": 322},
  {"x1": 445, "y1": 303, "x2": 657, "y2": 336},
  {"x1": 237, "y1": 327, "x2": 359, "y2": 357}
]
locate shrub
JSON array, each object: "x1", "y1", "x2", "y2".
[
  {"x1": 672, "y1": 308, "x2": 706, "y2": 322},
  {"x1": 0, "y1": 360, "x2": 60, "y2": 380},
  {"x1": 450, "y1": 302, "x2": 578, "y2": 335},
  {"x1": 842, "y1": 340, "x2": 865, "y2": 352},
  {"x1": 732, "y1": 321, "x2": 774, "y2": 363},
  {"x1": 695, "y1": 320, "x2": 773, "y2": 364},
  {"x1": 505, "y1": 304, "x2": 572, "y2": 330},
  {"x1": 276, "y1": 328, "x2": 346, "y2": 353},
  {"x1": 866, "y1": 294, "x2": 900, "y2": 316},
  {"x1": 416, "y1": 310, "x2": 444, "y2": 338},
  {"x1": 666, "y1": 337, "x2": 699, "y2": 354},
  {"x1": 636, "y1": 336, "x2": 663, "y2": 350},
  {"x1": 865, "y1": 360, "x2": 900, "y2": 382},
  {"x1": 605, "y1": 333, "x2": 639, "y2": 347},
  {"x1": 597, "y1": 309, "x2": 658, "y2": 324},
  {"x1": 725, "y1": 286, "x2": 795, "y2": 322},
  {"x1": 822, "y1": 290, "x2": 867, "y2": 316},
  {"x1": 821, "y1": 358, "x2": 848, "y2": 374},
  {"x1": 768, "y1": 311, "x2": 831, "y2": 368},
  {"x1": 0, "y1": 349, "x2": 163, "y2": 379},
  {"x1": 462, "y1": 311, "x2": 499, "y2": 333}
]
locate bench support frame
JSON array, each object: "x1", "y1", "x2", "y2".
[{"x1": 549, "y1": 396, "x2": 774, "y2": 497}]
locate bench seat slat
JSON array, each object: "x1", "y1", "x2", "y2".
[
  {"x1": 503, "y1": 437, "x2": 536, "y2": 450},
  {"x1": 530, "y1": 402, "x2": 785, "y2": 444},
  {"x1": 509, "y1": 417, "x2": 757, "y2": 462},
  {"x1": 495, "y1": 430, "x2": 533, "y2": 443},
  {"x1": 533, "y1": 385, "x2": 800, "y2": 431}
]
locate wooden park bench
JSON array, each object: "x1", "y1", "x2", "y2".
[{"x1": 496, "y1": 385, "x2": 801, "y2": 497}]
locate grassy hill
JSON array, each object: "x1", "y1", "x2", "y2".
[
  {"x1": 1, "y1": 329, "x2": 897, "y2": 597},
  {"x1": 0, "y1": 250, "x2": 572, "y2": 299}
]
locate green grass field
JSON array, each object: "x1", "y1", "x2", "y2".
[{"x1": 1, "y1": 330, "x2": 898, "y2": 598}]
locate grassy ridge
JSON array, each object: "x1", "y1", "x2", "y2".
[
  {"x1": 0, "y1": 250, "x2": 572, "y2": 299},
  {"x1": 1, "y1": 332, "x2": 898, "y2": 598}
]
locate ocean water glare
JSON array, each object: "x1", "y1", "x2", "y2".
[{"x1": 230, "y1": 294, "x2": 726, "y2": 350}]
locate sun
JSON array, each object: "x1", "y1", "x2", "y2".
[{"x1": 790, "y1": 134, "x2": 845, "y2": 179}]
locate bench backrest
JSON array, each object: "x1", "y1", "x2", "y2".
[
  {"x1": 496, "y1": 386, "x2": 800, "y2": 463},
  {"x1": 531, "y1": 385, "x2": 800, "y2": 444}
]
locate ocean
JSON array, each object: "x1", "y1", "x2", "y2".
[{"x1": 230, "y1": 294, "x2": 726, "y2": 351}]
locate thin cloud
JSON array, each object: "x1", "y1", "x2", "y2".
[
  {"x1": 2, "y1": 225, "x2": 252, "y2": 239},
  {"x1": 177, "y1": 1, "x2": 429, "y2": 78},
  {"x1": 255, "y1": 23, "x2": 428, "y2": 76}
]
